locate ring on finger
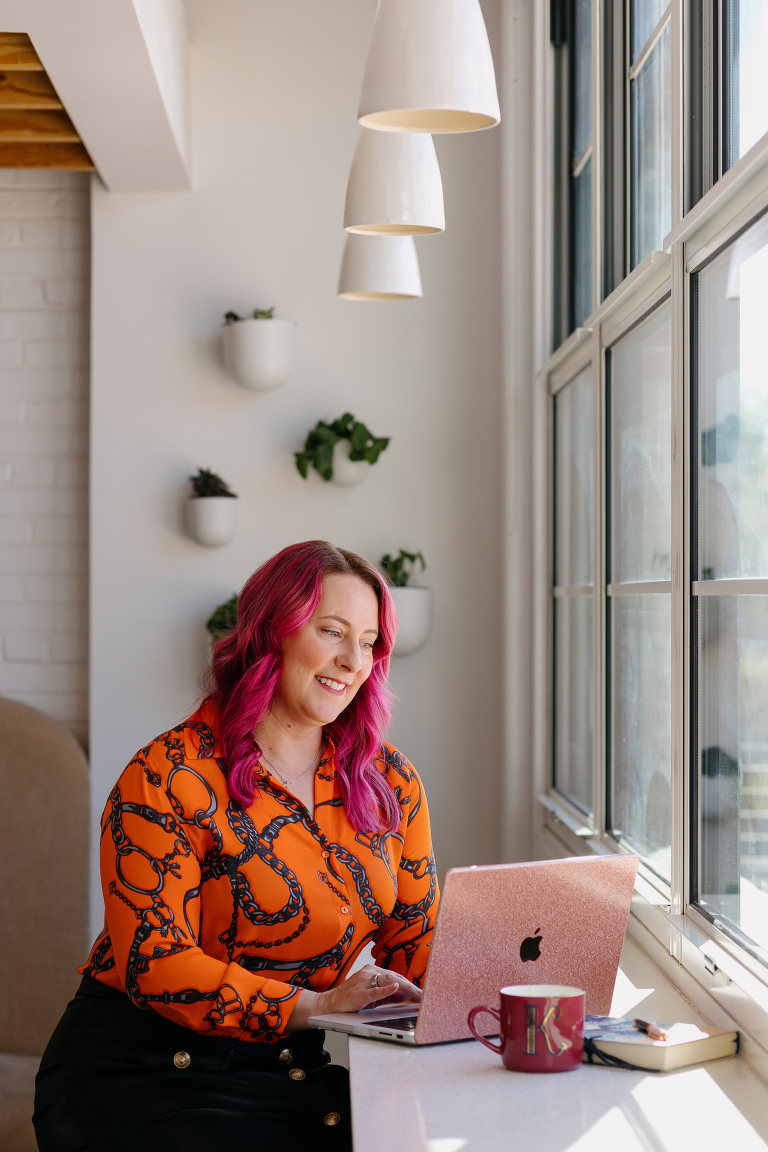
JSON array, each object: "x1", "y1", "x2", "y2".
[{"x1": 370, "y1": 974, "x2": 379, "y2": 988}]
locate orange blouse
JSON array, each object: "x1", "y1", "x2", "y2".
[{"x1": 81, "y1": 702, "x2": 439, "y2": 1044}]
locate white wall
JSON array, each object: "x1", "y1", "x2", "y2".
[
  {"x1": 0, "y1": 169, "x2": 90, "y2": 747},
  {"x1": 500, "y1": 0, "x2": 536, "y2": 863},
  {"x1": 89, "y1": 0, "x2": 503, "y2": 935}
]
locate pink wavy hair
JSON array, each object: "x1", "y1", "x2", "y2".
[{"x1": 203, "y1": 540, "x2": 400, "y2": 832}]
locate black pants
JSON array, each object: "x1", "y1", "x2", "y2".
[{"x1": 33, "y1": 976, "x2": 352, "y2": 1152}]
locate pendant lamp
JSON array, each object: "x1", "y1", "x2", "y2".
[
  {"x1": 358, "y1": 0, "x2": 500, "y2": 134},
  {"x1": 338, "y1": 234, "x2": 422, "y2": 300},
  {"x1": 344, "y1": 129, "x2": 445, "y2": 235}
]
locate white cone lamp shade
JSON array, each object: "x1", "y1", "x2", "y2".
[
  {"x1": 344, "y1": 130, "x2": 445, "y2": 235},
  {"x1": 338, "y1": 234, "x2": 422, "y2": 300},
  {"x1": 358, "y1": 0, "x2": 500, "y2": 134}
]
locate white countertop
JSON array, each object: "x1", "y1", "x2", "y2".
[{"x1": 346, "y1": 937, "x2": 768, "y2": 1152}]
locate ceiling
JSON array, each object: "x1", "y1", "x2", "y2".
[{"x1": 0, "y1": 31, "x2": 93, "y2": 169}]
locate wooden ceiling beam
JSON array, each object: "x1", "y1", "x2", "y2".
[
  {"x1": 0, "y1": 71, "x2": 62, "y2": 109},
  {"x1": 0, "y1": 5, "x2": 190, "y2": 187},
  {"x1": 0, "y1": 141, "x2": 93, "y2": 168},
  {"x1": 0, "y1": 31, "x2": 95, "y2": 171},
  {"x1": 0, "y1": 35, "x2": 88, "y2": 167},
  {"x1": 0, "y1": 109, "x2": 79, "y2": 142},
  {"x1": 0, "y1": 33, "x2": 43, "y2": 71}
]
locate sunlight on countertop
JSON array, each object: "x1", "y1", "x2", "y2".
[{"x1": 349, "y1": 937, "x2": 768, "y2": 1152}]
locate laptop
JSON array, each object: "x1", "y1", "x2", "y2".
[{"x1": 308, "y1": 854, "x2": 638, "y2": 1046}]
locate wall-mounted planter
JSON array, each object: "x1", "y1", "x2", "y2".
[
  {"x1": 295, "y1": 413, "x2": 389, "y2": 484},
  {"x1": 390, "y1": 586, "x2": 432, "y2": 657},
  {"x1": 187, "y1": 496, "x2": 238, "y2": 547},
  {"x1": 222, "y1": 317, "x2": 296, "y2": 392},
  {"x1": 331, "y1": 438, "x2": 370, "y2": 487}
]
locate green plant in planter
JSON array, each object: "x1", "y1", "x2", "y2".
[
  {"x1": 380, "y1": 549, "x2": 426, "y2": 587},
  {"x1": 190, "y1": 468, "x2": 238, "y2": 498},
  {"x1": 206, "y1": 594, "x2": 238, "y2": 640},
  {"x1": 295, "y1": 412, "x2": 390, "y2": 481},
  {"x1": 223, "y1": 307, "x2": 275, "y2": 323}
]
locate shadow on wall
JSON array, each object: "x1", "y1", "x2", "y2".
[{"x1": 0, "y1": 697, "x2": 89, "y2": 1151}]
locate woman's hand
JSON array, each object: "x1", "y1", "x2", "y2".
[{"x1": 288, "y1": 964, "x2": 422, "y2": 1030}]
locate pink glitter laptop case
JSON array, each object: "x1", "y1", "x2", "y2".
[
  {"x1": 413, "y1": 854, "x2": 638, "y2": 1045},
  {"x1": 309, "y1": 854, "x2": 638, "y2": 1046}
]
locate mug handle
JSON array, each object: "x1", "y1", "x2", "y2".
[{"x1": 467, "y1": 1005, "x2": 503, "y2": 1054}]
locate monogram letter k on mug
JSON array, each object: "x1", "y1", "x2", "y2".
[{"x1": 468, "y1": 985, "x2": 585, "y2": 1072}]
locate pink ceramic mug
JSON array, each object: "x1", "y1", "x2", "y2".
[{"x1": 467, "y1": 984, "x2": 585, "y2": 1072}]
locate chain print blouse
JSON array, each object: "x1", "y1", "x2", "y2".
[{"x1": 81, "y1": 702, "x2": 439, "y2": 1044}]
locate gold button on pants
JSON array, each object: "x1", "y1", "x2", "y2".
[
  {"x1": 324, "y1": 1112, "x2": 341, "y2": 1126},
  {"x1": 172, "y1": 1051, "x2": 191, "y2": 1069},
  {"x1": 288, "y1": 1067, "x2": 306, "y2": 1080},
  {"x1": 278, "y1": 1048, "x2": 292, "y2": 1065}
]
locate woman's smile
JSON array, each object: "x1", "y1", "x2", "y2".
[{"x1": 316, "y1": 675, "x2": 348, "y2": 694}]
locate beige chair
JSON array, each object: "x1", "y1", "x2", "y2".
[{"x1": 0, "y1": 697, "x2": 89, "y2": 1152}]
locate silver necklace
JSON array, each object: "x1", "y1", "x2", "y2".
[{"x1": 259, "y1": 747, "x2": 321, "y2": 787}]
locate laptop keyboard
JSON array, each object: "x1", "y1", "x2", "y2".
[{"x1": 371, "y1": 1016, "x2": 418, "y2": 1031}]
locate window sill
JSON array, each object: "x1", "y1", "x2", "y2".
[
  {"x1": 347, "y1": 932, "x2": 768, "y2": 1150},
  {"x1": 536, "y1": 798, "x2": 768, "y2": 1085}
]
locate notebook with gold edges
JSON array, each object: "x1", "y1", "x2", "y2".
[{"x1": 583, "y1": 1015, "x2": 739, "y2": 1071}]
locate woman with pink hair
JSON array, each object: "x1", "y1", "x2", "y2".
[{"x1": 34, "y1": 541, "x2": 438, "y2": 1152}]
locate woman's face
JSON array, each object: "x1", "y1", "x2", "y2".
[{"x1": 272, "y1": 573, "x2": 380, "y2": 731}]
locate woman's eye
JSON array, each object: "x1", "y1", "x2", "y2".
[
  {"x1": 324, "y1": 628, "x2": 342, "y2": 638},
  {"x1": 361, "y1": 640, "x2": 374, "y2": 651}
]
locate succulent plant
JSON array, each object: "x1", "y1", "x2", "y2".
[
  {"x1": 223, "y1": 307, "x2": 275, "y2": 324},
  {"x1": 295, "y1": 412, "x2": 390, "y2": 482},
  {"x1": 206, "y1": 594, "x2": 238, "y2": 640},
  {"x1": 190, "y1": 468, "x2": 238, "y2": 498},
  {"x1": 380, "y1": 549, "x2": 426, "y2": 588}
]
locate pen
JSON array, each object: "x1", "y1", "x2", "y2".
[{"x1": 633, "y1": 1018, "x2": 668, "y2": 1041}]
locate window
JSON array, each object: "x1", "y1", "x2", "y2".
[
  {"x1": 570, "y1": 0, "x2": 593, "y2": 326},
  {"x1": 723, "y1": 1, "x2": 768, "y2": 173},
  {"x1": 552, "y1": 0, "x2": 593, "y2": 340},
  {"x1": 607, "y1": 302, "x2": 672, "y2": 877},
  {"x1": 690, "y1": 1, "x2": 768, "y2": 204},
  {"x1": 559, "y1": 0, "x2": 675, "y2": 315},
  {"x1": 629, "y1": 2, "x2": 672, "y2": 266},
  {"x1": 693, "y1": 213, "x2": 768, "y2": 960},
  {"x1": 553, "y1": 365, "x2": 594, "y2": 813},
  {"x1": 536, "y1": 0, "x2": 768, "y2": 1048}
]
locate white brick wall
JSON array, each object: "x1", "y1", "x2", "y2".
[{"x1": 0, "y1": 170, "x2": 90, "y2": 747}]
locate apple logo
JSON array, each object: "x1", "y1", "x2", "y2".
[{"x1": 520, "y1": 928, "x2": 543, "y2": 963}]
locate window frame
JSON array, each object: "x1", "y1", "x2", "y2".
[
  {"x1": 626, "y1": 2, "x2": 673, "y2": 270},
  {"x1": 686, "y1": 198, "x2": 768, "y2": 973},
  {"x1": 533, "y1": 0, "x2": 768, "y2": 1080},
  {"x1": 550, "y1": 346, "x2": 598, "y2": 820},
  {"x1": 604, "y1": 292, "x2": 674, "y2": 879},
  {"x1": 551, "y1": 0, "x2": 597, "y2": 341}
]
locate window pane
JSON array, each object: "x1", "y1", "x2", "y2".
[
  {"x1": 553, "y1": 364, "x2": 593, "y2": 816},
  {"x1": 571, "y1": 0, "x2": 592, "y2": 162},
  {"x1": 571, "y1": 158, "x2": 592, "y2": 329},
  {"x1": 609, "y1": 303, "x2": 672, "y2": 583},
  {"x1": 554, "y1": 365, "x2": 593, "y2": 587},
  {"x1": 554, "y1": 595, "x2": 593, "y2": 813},
  {"x1": 698, "y1": 596, "x2": 768, "y2": 955},
  {"x1": 631, "y1": 24, "x2": 671, "y2": 267},
  {"x1": 631, "y1": 0, "x2": 667, "y2": 63},
  {"x1": 609, "y1": 595, "x2": 672, "y2": 878},
  {"x1": 698, "y1": 214, "x2": 768, "y2": 580},
  {"x1": 724, "y1": 1, "x2": 768, "y2": 170},
  {"x1": 570, "y1": 0, "x2": 592, "y2": 329}
]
